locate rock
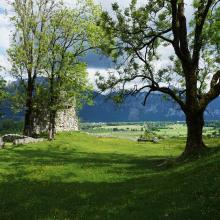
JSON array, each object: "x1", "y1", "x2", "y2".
[
  {"x1": 13, "y1": 137, "x2": 44, "y2": 145},
  {"x1": 0, "y1": 134, "x2": 44, "y2": 146},
  {"x1": 152, "y1": 137, "x2": 159, "y2": 143},
  {"x1": 2, "y1": 134, "x2": 28, "y2": 142},
  {"x1": 0, "y1": 137, "x2": 4, "y2": 149}
]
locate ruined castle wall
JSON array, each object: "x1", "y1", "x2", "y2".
[
  {"x1": 55, "y1": 106, "x2": 79, "y2": 132},
  {"x1": 33, "y1": 106, "x2": 78, "y2": 134}
]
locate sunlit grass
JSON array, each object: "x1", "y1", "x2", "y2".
[{"x1": 86, "y1": 123, "x2": 216, "y2": 140}]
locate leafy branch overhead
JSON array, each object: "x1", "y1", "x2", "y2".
[{"x1": 97, "y1": 0, "x2": 220, "y2": 110}]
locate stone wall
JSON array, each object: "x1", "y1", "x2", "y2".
[
  {"x1": 55, "y1": 106, "x2": 79, "y2": 132},
  {"x1": 33, "y1": 106, "x2": 79, "y2": 134},
  {"x1": 0, "y1": 137, "x2": 4, "y2": 149}
]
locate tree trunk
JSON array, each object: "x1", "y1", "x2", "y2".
[
  {"x1": 48, "y1": 111, "x2": 56, "y2": 140},
  {"x1": 51, "y1": 111, "x2": 56, "y2": 139},
  {"x1": 183, "y1": 111, "x2": 206, "y2": 156},
  {"x1": 23, "y1": 81, "x2": 34, "y2": 137},
  {"x1": 48, "y1": 116, "x2": 53, "y2": 141},
  {"x1": 48, "y1": 74, "x2": 56, "y2": 141}
]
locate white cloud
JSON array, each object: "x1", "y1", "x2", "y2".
[
  {"x1": 0, "y1": 0, "x2": 11, "y2": 10},
  {"x1": 0, "y1": 54, "x2": 10, "y2": 69},
  {"x1": 0, "y1": 0, "x2": 12, "y2": 79},
  {"x1": 0, "y1": 1, "x2": 12, "y2": 50},
  {"x1": 0, "y1": 53, "x2": 13, "y2": 81},
  {"x1": 87, "y1": 67, "x2": 113, "y2": 86},
  {"x1": 0, "y1": 27, "x2": 11, "y2": 49}
]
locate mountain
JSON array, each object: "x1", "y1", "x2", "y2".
[
  {"x1": 1, "y1": 92, "x2": 220, "y2": 122},
  {"x1": 79, "y1": 93, "x2": 220, "y2": 122}
]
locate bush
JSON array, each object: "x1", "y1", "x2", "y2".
[
  {"x1": 0, "y1": 120, "x2": 23, "y2": 135},
  {"x1": 139, "y1": 131, "x2": 156, "y2": 140}
]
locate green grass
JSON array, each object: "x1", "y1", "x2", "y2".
[
  {"x1": 85, "y1": 123, "x2": 216, "y2": 140},
  {"x1": 0, "y1": 132, "x2": 220, "y2": 219},
  {"x1": 156, "y1": 124, "x2": 215, "y2": 137}
]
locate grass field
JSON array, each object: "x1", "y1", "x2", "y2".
[
  {"x1": 0, "y1": 132, "x2": 220, "y2": 219},
  {"x1": 82, "y1": 122, "x2": 217, "y2": 140}
]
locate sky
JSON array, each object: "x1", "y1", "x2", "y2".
[{"x1": 0, "y1": 0, "x2": 193, "y2": 83}]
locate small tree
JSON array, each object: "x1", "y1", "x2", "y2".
[
  {"x1": 0, "y1": 76, "x2": 7, "y2": 118},
  {"x1": 97, "y1": 0, "x2": 220, "y2": 156},
  {"x1": 0, "y1": 77, "x2": 6, "y2": 105},
  {"x1": 38, "y1": 1, "x2": 101, "y2": 140}
]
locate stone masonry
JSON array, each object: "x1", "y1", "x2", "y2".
[
  {"x1": 55, "y1": 106, "x2": 79, "y2": 132},
  {"x1": 33, "y1": 104, "x2": 79, "y2": 134}
]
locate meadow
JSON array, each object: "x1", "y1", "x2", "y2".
[
  {"x1": 0, "y1": 131, "x2": 220, "y2": 219},
  {"x1": 81, "y1": 121, "x2": 219, "y2": 140}
]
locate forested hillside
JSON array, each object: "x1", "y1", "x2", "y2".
[
  {"x1": 80, "y1": 93, "x2": 220, "y2": 122},
  {"x1": 1, "y1": 92, "x2": 220, "y2": 122}
]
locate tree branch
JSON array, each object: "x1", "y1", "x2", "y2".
[
  {"x1": 177, "y1": 1, "x2": 191, "y2": 61},
  {"x1": 192, "y1": 0, "x2": 214, "y2": 64},
  {"x1": 154, "y1": 86, "x2": 186, "y2": 112},
  {"x1": 171, "y1": 0, "x2": 181, "y2": 58}
]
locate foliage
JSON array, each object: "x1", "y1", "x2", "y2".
[
  {"x1": 0, "y1": 77, "x2": 7, "y2": 105},
  {"x1": 97, "y1": 0, "x2": 220, "y2": 104},
  {"x1": 8, "y1": 0, "x2": 56, "y2": 82},
  {"x1": 39, "y1": 1, "x2": 102, "y2": 112},
  {"x1": 0, "y1": 74, "x2": 8, "y2": 118},
  {"x1": 139, "y1": 130, "x2": 156, "y2": 140},
  {"x1": 0, "y1": 119, "x2": 23, "y2": 135}
]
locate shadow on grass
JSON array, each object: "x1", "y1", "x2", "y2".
[
  {"x1": 0, "y1": 144, "x2": 168, "y2": 173},
  {"x1": 1, "y1": 166, "x2": 220, "y2": 220}
]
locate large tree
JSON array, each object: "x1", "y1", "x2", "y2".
[
  {"x1": 8, "y1": 0, "x2": 60, "y2": 136},
  {"x1": 97, "y1": 0, "x2": 220, "y2": 156}
]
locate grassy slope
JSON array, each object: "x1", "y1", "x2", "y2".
[{"x1": 0, "y1": 132, "x2": 220, "y2": 220}]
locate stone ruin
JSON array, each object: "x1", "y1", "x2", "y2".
[
  {"x1": 34, "y1": 105, "x2": 79, "y2": 134},
  {"x1": 0, "y1": 134, "x2": 44, "y2": 148},
  {"x1": 0, "y1": 105, "x2": 78, "y2": 149},
  {"x1": 56, "y1": 106, "x2": 78, "y2": 132}
]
